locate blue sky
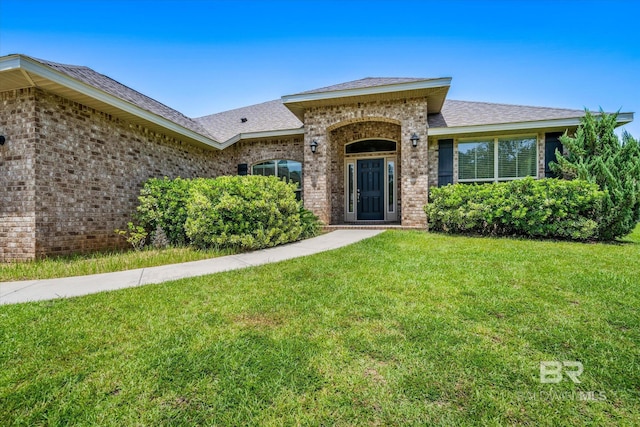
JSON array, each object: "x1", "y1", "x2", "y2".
[{"x1": 1, "y1": 0, "x2": 639, "y2": 136}]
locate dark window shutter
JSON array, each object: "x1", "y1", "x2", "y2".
[
  {"x1": 545, "y1": 133, "x2": 563, "y2": 178},
  {"x1": 237, "y1": 163, "x2": 248, "y2": 176},
  {"x1": 438, "y1": 139, "x2": 454, "y2": 187}
]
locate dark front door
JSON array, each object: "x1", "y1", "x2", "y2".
[{"x1": 357, "y1": 158, "x2": 384, "y2": 220}]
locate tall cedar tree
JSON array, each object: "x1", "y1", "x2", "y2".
[{"x1": 551, "y1": 110, "x2": 640, "y2": 240}]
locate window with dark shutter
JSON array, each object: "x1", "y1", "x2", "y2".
[
  {"x1": 545, "y1": 132, "x2": 564, "y2": 178},
  {"x1": 438, "y1": 139, "x2": 454, "y2": 187}
]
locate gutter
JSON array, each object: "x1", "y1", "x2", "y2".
[{"x1": 428, "y1": 113, "x2": 634, "y2": 136}]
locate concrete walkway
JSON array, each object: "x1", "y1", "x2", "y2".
[{"x1": 0, "y1": 230, "x2": 383, "y2": 305}]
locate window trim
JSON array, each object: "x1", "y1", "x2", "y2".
[
  {"x1": 251, "y1": 159, "x2": 303, "y2": 198},
  {"x1": 457, "y1": 134, "x2": 538, "y2": 183}
]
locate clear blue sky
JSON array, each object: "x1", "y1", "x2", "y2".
[{"x1": 1, "y1": 0, "x2": 639, "y2": 136}]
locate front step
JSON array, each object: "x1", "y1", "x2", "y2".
[{"x1": 323, "y1": 223, "x2": 424, "y2": 231}]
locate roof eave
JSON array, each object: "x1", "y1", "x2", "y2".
[
  {"x1": 218, "y1": 127, "x2": 305, "y2": 149},
  {"x1": 428, "y1": 113, "x2": 634, "y2": 137},
  {"x1": 0, "y1": 55, "x2": 223, "y2": 150},
  {"x1": 282, "y1": 78, "x2": 452, "y2": 103},
  {"x1": 282, "y1": 78, "x2": 452, "y2": 121}
]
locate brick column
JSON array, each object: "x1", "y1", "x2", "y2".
[
  {"x1": 303, "y1": 128, "x2": 331, "y2": 224},
  {"x1": 400, "y1": 114, "x2": 429, "y2": 227}
]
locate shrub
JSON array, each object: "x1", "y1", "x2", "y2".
[
  {"x1": 551, "y1": 110, "x2": 640, "y2": 240},
  {"x1": 185, "y1": 175, "x2": 306, "y2": 250},
  {"x1": 299, "y1": 205, "x2": 322, "y2": 239},
  {"x1": 135, "y1": 177, "x2": 195, "y2": 246},
  {"x1": 115, "y1": 222, "x2": 148, "y2": 251},
  {"x1": 425, "y1": 178, "x2": 605, "y2": 240},
  {"x1": 151, "y1": 225, "x2": 170, "y2": 249}
]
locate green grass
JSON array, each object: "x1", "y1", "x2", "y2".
[
  {"x1": 1, "y1": 227, "x2": 639, "y2": 425},
  {"x1": 0, "y1": 246, "x2": 231, "y2": 282}
]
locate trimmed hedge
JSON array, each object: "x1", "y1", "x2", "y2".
[
  {"x1": 185, "y1": 175, "x2": 304, "y2": 250},
  {"x1": 425, "y1": 178, "x2": 605, "y2": 240},
  {"x1": 136, "y1": 177, "x2": 195, "y2": 246},
  {"x1": 131, "y1": 175, "x2": 320, "y2": 251}
]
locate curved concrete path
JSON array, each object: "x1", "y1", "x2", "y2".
[{"x1": 0, "y1": 230, "x2": 383, "y2": 305}]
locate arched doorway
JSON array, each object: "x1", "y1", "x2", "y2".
[{"x1": 344, "y1": 139, "x2": 398, "y2": 222}]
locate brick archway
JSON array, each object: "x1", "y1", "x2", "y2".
[{"x1": 329, "y1": 120, "x2": 402, "y2": 224}]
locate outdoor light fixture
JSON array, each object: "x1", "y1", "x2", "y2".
[
  {"x1": 0, "y1": 135, "x2": 5, "y2": 146},
  {"x1": 410, "y1": 133, "x2": 420, "y2": 148},
  {"x1": 310, "y1": 139, "x2": 318, "y2": 154}
]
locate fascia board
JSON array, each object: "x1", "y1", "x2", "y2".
[
  {"x1": 0, "y1": 55, "x2": 22, "y2": 72},
  {"x1": 282, "y1": 78, "x2": 452, "y2": 104},
  {"x1": 428, "y1": 113, "x2": 634, "y2": 136},
  {"x1": 16, "y1": 56, "x2": 222, "y2": 149},
  {"x1": 219, "y1": 127, "x2": 305, "y2": 149}
]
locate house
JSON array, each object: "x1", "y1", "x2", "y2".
[{"x1": 0, "y1": 54, "x2": 634, "y2": 261}]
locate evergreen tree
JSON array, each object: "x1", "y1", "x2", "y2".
[{"x1": 551, "y1": 110, "x2": 640, "y2": 240}]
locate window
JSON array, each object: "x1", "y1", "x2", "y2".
[
  {"x1": 458, "y1": 136, "x2": 537, "y2": 182},
  {"x1": 458, "y1": 140, "x2": 495, "y2": 181},
  {"x1": 387, "y1": 160, "x2": 395, "y2": 213},
  {"x1": 252, "y1": 160, "x2": 302, "y2": 199},
  {"x1": 347, "y1": 163, "x2": 354, "y2": 213},
  {"x1": 345, "y1": 139, "x2": 396, "y2": 154}
]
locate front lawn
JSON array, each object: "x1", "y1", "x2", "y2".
[
  {"x1": 1, "y1": 229, "x2": 639, "y2": 425},
  {"x1": 0, "y1": 246, "x2": 230, "y2": 282}
]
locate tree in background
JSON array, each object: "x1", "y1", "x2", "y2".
[{"x1": 551, "y1": 110, "x2": 640, "y2": 240}]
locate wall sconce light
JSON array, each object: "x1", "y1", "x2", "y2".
[
  {"x1": 310, "y1": 139, "x2": 318, "y2": 154},
  {"x1": 0, "y1": 136, "x2": 5, "y2": 146},
  {"x1": 410, "y1": 133, "x2": 420, "y2": 148}
]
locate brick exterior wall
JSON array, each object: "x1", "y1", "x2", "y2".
[
  {"x1": 227, "y1": 136, "x2": 304, "y2": 175},
  {"x1": 302, "y1": 98, "x2": 429, "y2": 226},
  {"x1": 1, "y1": 88, "x2": 229, "y2": 261},
  {"x1": 1, "y1": 84, "x2": 578, "y2": 261},
  {"x1": 0, "y1": 89, "x2": 37, "y2": 261},
  {"x1": 537, "y1": 132, "x2": 545, "y2": 178},
  {"x1": 427, "y1": 138, "x2": 439, "y2": 190}
]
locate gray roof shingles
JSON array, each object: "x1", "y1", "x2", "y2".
[
  {"x1": 27, "y1": 57, "x2": 589, "y2": 140},
  {"x1": 195, "y1": 99, "x2": 303, "y2": 142},
  {"x1": 429, "y1": 99, "x2": 585, "y2": 129},
  {"x1": 32, "y1": 57, "x2": 216, "y2": 139}
]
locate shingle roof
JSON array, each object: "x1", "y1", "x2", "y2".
[
  {"x1": 428, "y1": 99, "x2": 585, "y2": 129},
  {"x1": 195, "y1": 99, "x2": 303, "y2": 141},
  {"x1": 22, "y1": 56, "x2": 594, "y2": 141},
  {"x1": 296, "y1": 77, "x2": 437, "y2": 95},
  {"x1": 32, "y1": 57, "x2": 215, "y2": 139}
]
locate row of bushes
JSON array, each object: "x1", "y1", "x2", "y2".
[
  {"x1": 425, "y1": 178, "x2": 605, "y2": 240},
  {"x1": 119, "y1": 176, "x2": 321, "y2": 251}
]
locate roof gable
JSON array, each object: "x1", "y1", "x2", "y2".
[
  {"x1": 295, "y1": 77, "x2": 438, "y2": 95},
  {"x1": 282, "y1": 76, "x2": 452, "y2": 121}
]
